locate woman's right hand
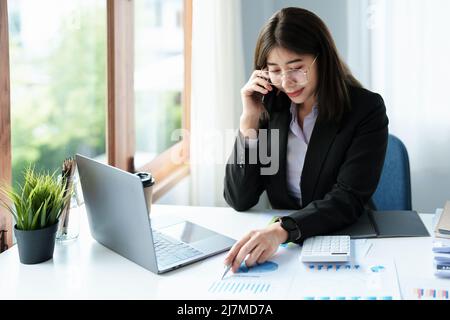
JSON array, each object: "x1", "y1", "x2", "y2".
[{"x1": 240, "y1": 70, "x2": 273, "y2": 138}]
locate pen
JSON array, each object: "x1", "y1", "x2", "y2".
[
  {"x1": 221, "y1": 264, "x2": 232, "y2": 280},
  {"x1": 222, "y1": 254, "x2": 250, "y2": 279}
]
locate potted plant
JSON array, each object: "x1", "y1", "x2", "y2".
[{"x1": 0, "y1": 166, "x2": 71, "y2": 264}]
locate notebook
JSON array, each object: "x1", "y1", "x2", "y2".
[
  {"x1": 332, "y1": 209, "x2": 430, "y2": 239},
  {"x1": 435, "y1": 201, "x2": 450, "y2": 238}
]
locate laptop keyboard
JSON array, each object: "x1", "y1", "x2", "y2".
[{"x1": 152, "y1": 230, "x2": 203, "y2": 267}]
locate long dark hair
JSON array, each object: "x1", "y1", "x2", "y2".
[{"x1": 254, "y1": 7, "x2": 362, "y2": 122}]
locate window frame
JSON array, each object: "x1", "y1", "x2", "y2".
[
  {"x1": 0, "y1": 0, "x2": 13, "y2": 251},
  {"x1": 107, "y1": 0, "x2": 192, "y2": 202},
  {"x1": 0, "y1": 0, "x2": 192, "y2": 251}
]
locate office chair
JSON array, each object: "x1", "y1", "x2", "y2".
[{"x1": 372, "y1": 134, "x2": 412, "y2": 211}]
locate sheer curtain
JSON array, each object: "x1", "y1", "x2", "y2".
[
  {"x1": 369, "y1": 0, "x2": 450, "y2": 212},
  {"x1": 189, "y1": 0, "x2": 245, "y2": 206}
]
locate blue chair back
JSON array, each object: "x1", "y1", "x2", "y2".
[{"x1": 372, "y1": 134, "x2": 412, "y2": 210}]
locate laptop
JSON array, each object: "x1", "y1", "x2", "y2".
[{"x1": 76, "y1": 154, "x2": 236, "y2": 274}]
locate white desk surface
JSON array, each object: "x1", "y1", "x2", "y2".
[{"x1": 0, "y1": 204, "x2": 448, "y2": 300}]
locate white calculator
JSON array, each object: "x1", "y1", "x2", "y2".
[{"x1": 300, "y1": 236, "x2": 351, "y2": 263}]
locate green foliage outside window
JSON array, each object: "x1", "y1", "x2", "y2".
[
  {"x1": 10, "y1": 3, "x2": 183, "y2": 188},
  {"x1": 11, "y1": 7, "x2": 106, "y2": 187},
  {"x1": 158, "y1": 91, "x2": 182, "y2": 152}
]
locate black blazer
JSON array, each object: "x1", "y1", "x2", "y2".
[{"x1": 224, "y1": 85, "x2": 389, "y2": 243}]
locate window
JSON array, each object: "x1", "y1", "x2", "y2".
[
  {"x1": 133, "y1": 0, "x2": 191, "y2": 200},
  {"x1": 134, "y1": 0, "x2": 184, "y2": 166},
  {"x1": 8, "y1": 0, "x2": 107, "y2": 188},
  {"x1": 0, "y1": 0, "x2": 192, "y2": 252}
]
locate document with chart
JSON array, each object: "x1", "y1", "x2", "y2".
[
  {"x1": 206, "y1": 243, "x2": 299, "y2": 299},
  {"x1": 156, "y1": 243, "x2": 300, "y2": 299},
  {"x1": 289, "y1": 240, "x2": 402, "y2": 300}
]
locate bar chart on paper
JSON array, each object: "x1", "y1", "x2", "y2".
[
  {"x1": 206, "y1": 251, "x2": 300, "y2": 299},
  {"x1": 208, "y1": 261, "x2": 279, "y2": 297},
  {"x1": 208, "y1": 281, "x2": 272, "y2": 295},
  {"x1": 290, "y1": 259, "x2": 401, "y2": 300},
  {"x1": 414, "y1": 288, "x2": 449, "y2": 300},
  {"x1": 402, "y1": 278, "x2": 450, "y2": 300}
]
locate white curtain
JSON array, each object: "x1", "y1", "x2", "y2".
[
  {"x1": 369, "y1": 0, "x2": 450, "y2": 212},
  {"x1": 189, "y1": 0, "x2": 245, "y2": 206}
]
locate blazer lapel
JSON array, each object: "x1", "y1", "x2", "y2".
[
  {"x1": 301, "y1": 118, "x2": 340, "y2": 205},
  {"x1": 267, "y1": 95, "x2": 299, "y2": 208},
  {"x1": 268, "y1": 107, "x2": 290, "y2": 191}
]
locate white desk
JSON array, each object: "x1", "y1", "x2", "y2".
[{"x1": 0, "y1": 204, "x2": 449, "y2": 299}]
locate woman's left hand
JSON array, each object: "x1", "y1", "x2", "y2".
[{"x1": 223, "y1": 222, "x2": 288, "y2": 273}]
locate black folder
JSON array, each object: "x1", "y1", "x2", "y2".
[{"x1": 332, "y1": 209, "x2": 430, "y2": 239}]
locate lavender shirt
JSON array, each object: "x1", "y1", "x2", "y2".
[
  {"x1": 286, "y1": 103, "x2": 318, "y2": 206},
  {"x1": 247, "y1": 103, "x2": 318, "y2": 206}
]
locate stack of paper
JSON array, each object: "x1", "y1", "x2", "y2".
[
  {"x1": 432, "y1": 237, "x2": 450, "y2": 278},
  {"x1": 433, "y1": 203, "x2": 450, "y2": 278}
]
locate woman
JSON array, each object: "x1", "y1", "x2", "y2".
[{"x1": 223, "y1": 7, "x2": 389, "y2": 273}]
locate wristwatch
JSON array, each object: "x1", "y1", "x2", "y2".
[{"x1": 276, "y1": 216, "x2": 302, "y2": 243}]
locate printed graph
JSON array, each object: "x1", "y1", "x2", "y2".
[
  {"x1": 305, "y1": 264, "x2": 387, "y2": 273},
  {"x1": 414, "y1": 288, "x2": 449, "y2": 300},
  {"x1": 208, "y1": 281, "x2": 271, "y2": 295},
  {"x1": 295, "y1": 261, "x2": 400, "y2": 300},
  {"x1": 306, "y1": 264, "x2": 361, "y2": 271},
  {"x1": 370, "y1": 265, "x2": 385, "y2": 273}
]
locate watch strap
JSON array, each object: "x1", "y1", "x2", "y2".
[{"x1": 276, "y1": 216, "x2": 302, "y2": 243}]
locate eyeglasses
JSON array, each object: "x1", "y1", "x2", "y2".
[{"x1": 260, "y1": 55, "x2": 318, "y2": 86}]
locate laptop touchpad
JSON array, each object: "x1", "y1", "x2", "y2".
[{"x1": 159, "y1": 221, "x2": 218, "y2": 244}]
